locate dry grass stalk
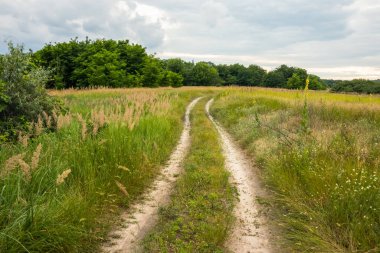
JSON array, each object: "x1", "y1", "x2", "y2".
[
  {"x1": 56, "y1": 114, "x2": 72, "y2": 130},
  {"x1": 81, "y1": 121, "x2": 87, "y2": 139},
  {"x1": 31, "y1": 143, "x2": 42, "y2": 170},
  {"x1": 91, "y1": 109, "x2": 106, "y2": 127},
  {"x1": 92, "y1": 122, "x2": 99, "y2": 135},
  {"x1": 34, "y1": 115, "x2": 44, "y2": 136},
  {"x1": 18, "y1": 132, "x2": 29, "y2": 148},
  {"x1": 98, "y1": 110, "x2": 106, "y2": 127},
  {"x1": 98, "y1": 139, "x2": 107, "y2": 145},
  {"x1": 56, "y1": 169, "x2": 72, "y2": 185},
  {"x1": 117, "y1": 165, "x2": 130, "y2": 172},
  {"x1": 123, "y1": 106, "x2": 133, "y2": 122},
  {"x1": 46, "y1": 115, "x2": 52, "y2": 128},
  {"x1": 52, "y1": 110, "x2": 58, "y2": 125},
  {"x1": 115, "y1": 180, "x2": 129, "y2": 196},
  {"x1": 18, "y1": 159, "x2": 31, "y2": 181},
  {"x1": 42, "y1": 111, "x2": 52, "y2": 128},
  {"x1": 77, "y1": 114, "x2": 87, "y2": 140},
  {"x1": 56, "y1": 115, "x2": 64, "y2": 130},
  {"x1": 3, "y1": 153, "x2": 25, "y2": 177}
]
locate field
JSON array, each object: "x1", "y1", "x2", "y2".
[{"x1": 0, "y1": 87, "x2": 379, "y2": 252}]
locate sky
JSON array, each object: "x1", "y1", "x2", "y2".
[{"x1": 0, "y1": 0, "x2": 379, "y2": 80}]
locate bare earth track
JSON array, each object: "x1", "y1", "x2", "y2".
[
  {"x1": 206, "y1": 98, "x2": 272, "y2": 253},
  {"x1": 103, "y1": 97, "x2": 202, "y2": 253}
]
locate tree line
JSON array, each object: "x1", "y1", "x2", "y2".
[
  {"x1": 1, "y1": 39, "x2": 379, "y2": 142},
  {"x1": 323, "y1": 79, "x2": 380, "y2": 94},
  {"x1": 31, "y1": 38, "x2": 327, "y2": 90}
]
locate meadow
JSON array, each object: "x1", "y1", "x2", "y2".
[
  {"x1": 212, "y1": 87, "x2": 380, "y2": 252},
  {"x1": 0, "y1": 86, "x2": 379, "y2": 252},
  {"x1": 0, "y1": 88, "x2": 203, "y2": 252}
]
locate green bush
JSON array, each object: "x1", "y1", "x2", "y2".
[{"x1": 0, "y1": 42, "x2": 58, "y2": 142}]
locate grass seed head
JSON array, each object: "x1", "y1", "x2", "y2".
[
  {"x1": 18, "y1": 159, "x2": 31, "y2": 181},
  {"x1": 117, "y1": 165, "x2": 130, "y2": 172},
  {"x1": 31, "y1": 143, "x2": 42, "y2": 170},
  {"x1": 18, "y1": 132, "x2": 29, "y2": 148},
  {"x1": 56, "y1": 169, "x2": 72, "y2": 186},
  {"x1": 92, "y1": 121, "x2": 99, "y2": 136},
  {"x1": 34, "y1": 115, "x2": 44, "y2": 136},
  {"x1": 115, "y1": 180, "x2": 129, "y2": 197},
  {"x1": 3, "y1": 153, "x2": 25, "y2": 176}
]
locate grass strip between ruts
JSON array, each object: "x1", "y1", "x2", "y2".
[{"x1": 143, "y1": 97, "x2": 235, "y2": 252}]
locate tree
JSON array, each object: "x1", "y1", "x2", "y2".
[
  {"x1": 263, "y1": 71, "x2": 286, "y2": 87},
  {"x1": 164, "y1": 58, "x2": 186, "y2": 74},
  {"x1": 117, "y1": 41, "x2": 147, "y2": 75},
  {"x1": 189, "y1": 62, "x2": 221, "y2": 86},
  {"x1": 163, "y1": 58, "x2": 194, "y2": 85},
  {"x1": 160, "y1": 71, "x2": 184, "y2": 87},
  {"x1": 287, "y1": 73, "x2": 303, "y2": 89},
  {"x1": 309, "y1": 74, "x2": 326, "y2": 90},
  {"x1": 331, "y1": 79, "x2": 379, "y2": 94},
  {"x1": 168, "y1": 72, "x2": 184, "y2": 87},
  {"x1": 242, "y1": 65, "x2": 266, "y2": 86},
  {"x1": 33, "y1": 39, "x2": 150, "y2": 88},
  {"x1": 141, "y1": 57, "x2": 163, "y2": 87}
]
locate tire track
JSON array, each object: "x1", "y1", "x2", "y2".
[
  {"x1": 206, "y1": 98, "x2": 272, "y2": 253},
  {"x1": 103, "y1": 97, "x2": 202, "y2": 253}
]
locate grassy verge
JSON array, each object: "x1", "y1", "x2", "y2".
[
  {"x1": 0, "y1": 89, "x2": 195, "y2": 252},
  {"x1": 143, "y1": 97, "x2": 235, "y2": 252},
  {"x1": 211, "y1": 89, "x2": 380, "y2": 252}
]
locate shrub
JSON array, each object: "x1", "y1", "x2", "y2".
[{"x1": 0, "y1": 42, "x2": 58, "y2": 142}]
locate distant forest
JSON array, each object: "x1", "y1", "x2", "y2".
[
  {"x1": 323, "y1": 79, "x2": 380, "y2": 94},
  {"x1": 7, "y1": 38, "x2": 378, "y2": 93}
]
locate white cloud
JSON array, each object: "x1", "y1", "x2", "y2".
[
  {"x1": 0, "y1": 0, "x2": 379, "y2": 79},
  {"x1": 0, "y1": 0, "x2": 166, "y2": 50}
]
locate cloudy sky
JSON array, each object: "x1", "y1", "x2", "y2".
[{"x1": 1, "y1": 0, "x2": 379, "y2": 79}]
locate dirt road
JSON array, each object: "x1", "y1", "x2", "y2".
[
  {"x1": 206, "y1": 98, "x2": 272, "y2": 253},
  {"x1": 103, "y1": 97, "x2": 202, "y2": 253}
]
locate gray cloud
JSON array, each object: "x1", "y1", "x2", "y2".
[
  {"x1": 0, "y1": 0, "x2": 379, "y2": 79},
  {"x1": 0, "y1": 0, "x2": 165, "y2": 51}
]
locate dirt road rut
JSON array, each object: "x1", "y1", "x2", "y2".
[
  {"x1": 206, "y1": 98, "x2": 272, "y2": 253},
  {"x1": 103, "y1": 97, "x2": 202, "y2": 253}
]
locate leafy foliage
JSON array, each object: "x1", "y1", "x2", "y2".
[
  {"x1": 330, "y1": 79, "x2": 380, "y2": 94},
  {"x1": 0, "y1": 42, "x2": 58, "y2": 142},
  {"x1": 33, "y1": 39, "x2": 182, "y2": 89},
  {"x1": 31, "y1": 38, "x2": 329, "y2": 90},
  {"x1": 188, "y1": 62, "x2": 221, "y2": 86}
]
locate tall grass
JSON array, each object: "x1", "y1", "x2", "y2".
[
  {"x1": 211, "y1": 88, "x2": 380, "y2": 252},
  {"x1": 0, "y1": 89, "x2": 195, "y2": 252}
]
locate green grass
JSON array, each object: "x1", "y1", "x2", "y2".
[
  {"x1": 143, "y1": 97, "x2": 235, "y2": 252},
  {"x1": 2, "y1": 86, "x2": 378, "y2": 252},
  {"x1": 0, "y1": 89, "x2": 195, "y2": 252},
  {"x1": 211, "y1": 90, "x2": 380, "y2": 252}
]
